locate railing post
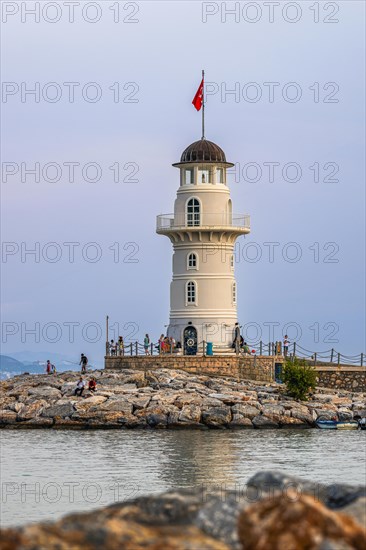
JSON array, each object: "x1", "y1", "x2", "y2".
[
  {"x1": 330, "y1": 348, "x2": 334, "y2": 363},
  {"x1": 314, "y1": 352, "x2": 317, "y2": 366},
  {"x1": 361, "y1": 353, "x2": 364, "y2": 367},
  {"x1": 268, "y1": 342, "x2": 270, "y2": 356},
  {"x1": 151, "y1": 343, "x2": 153, "y2": 356},
  {"x1": 259, "y1": 341, "x2": 263, "y2": 355},
  {"x1": 337, "y1": 353, "x2": 340, "y2": 366},
  {"x1": 135, "y1": 341, "x2": 138, "y2": 356},
  {"x1": 203, "y1": 340, "x2": 205, "y2": 356},
  {"x1": 130, "y1": 343, "x2": 133, "y2": 356},
  {"x1": 293, "y1": 342, "x2": 296, "y2": 357}
]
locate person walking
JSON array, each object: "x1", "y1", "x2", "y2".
[
  {"x1": 118, "y1": 336, "x2": 124, "y2": 356},
  {"x1": 158, "y1": 334, "x2": 165, "y2": 355},
  {"x1": 46, "y1": 360, "x2": 52, "y2": 375},
  {"x1": 79, "y1": 353, "x2": 88, "y2": 373},
  {"x1": 283, "y1": 335, "x2": 290, "y2": 357},
  {"x1": 110, "y1": 340, "x2": 116, "y2": 356},
  {"x1": 234, "y1": 323, "x2": 241, "y2": 355},
  {"x1": 144, "y1": 334, "x2": 150, "y2": 355},
  {"x1": 74, "y1": 377, "x2": 85, "y2": 396}
]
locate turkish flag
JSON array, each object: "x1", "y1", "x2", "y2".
[{"x1": 192, "y1": 79, "x2": 204, "y2": 111}]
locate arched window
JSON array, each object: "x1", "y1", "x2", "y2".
[
  {"x1": 187, "y1": 281, "x2": 196, "y2": 304},
  {"x1": 187, "y1": 252, "x2": 198, "y2": 270},
  {"x1": 232, "y1": 282, "x2": 237, "y2": 304},
  {"x1": 187, "y1": 198, "x2": 200, "y2": 226}
]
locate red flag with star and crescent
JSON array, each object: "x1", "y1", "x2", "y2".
[{"x1": 192, "y1": 78, "x2": 204, "y2": 111}]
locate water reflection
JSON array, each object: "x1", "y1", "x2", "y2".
[{"x1": 1, "y1": 429, "x2": 364, "y2": 527}]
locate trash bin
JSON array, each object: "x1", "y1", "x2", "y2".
[
  {"x1": 206, "y1": 342, "x2": 213, "y2": 356},
  {"x1": 275, "y1": 363, "x2": 283, "y2": 383}
]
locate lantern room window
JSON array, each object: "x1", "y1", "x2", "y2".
[
  {"x1": 217, "y1": 168, "x2": 225, "y2": 183},
  {"x1": 185, "y1": 168, "x2": 194, "y2": 185},
  {"x1": 198, "y1": 168, "x2": 210, "y2": 184}
]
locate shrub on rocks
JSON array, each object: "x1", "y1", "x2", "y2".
[{"x1": 282, "y1": 358, "x2": 317, "y2": 401}]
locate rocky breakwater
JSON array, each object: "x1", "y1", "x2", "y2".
[
  {"x1": 1, "y1": 471, "x2": 365, "y2": 549},
  {"x1": 0, "y1": 368, "x2": 365, "y2": 429}
]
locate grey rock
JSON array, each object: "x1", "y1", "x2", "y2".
[
  {"x1": 202, "y1": 407, "x2": 231, "y2": 427},
  {"x1": 252, "y1": 415, "x2": 279, "y2": 428},
  {"x1": 42, "y1": 402, "x2": 75, "y2": 418},
  {"x1": 247, "y1": 471, "x2": 366, "y2": 509},
  {"x1": 231, "y1": 404, "x2": 261, "y2": 419}
]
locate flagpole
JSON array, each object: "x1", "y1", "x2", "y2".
[{"x1": 202, "y1": 69, "x2": 205, "y2": 139}]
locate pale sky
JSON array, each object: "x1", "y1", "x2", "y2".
[{"x1": 1, "y1": 0, "x2": 365, "y2": 366}]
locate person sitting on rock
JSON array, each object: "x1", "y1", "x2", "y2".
[
  {"x1": 88, "y1": 377, "x2": 97, "y2": 393},
  {"x1": 74, "y1": 377, "x2": 85, "y2": 396}
]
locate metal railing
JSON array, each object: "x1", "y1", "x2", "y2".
[
  {"x1": 105, "y1": 340, "x2": 365, "y2": 366},
  {"x1": 156, "y1": 213, "x2": 250, "y2": 231}
]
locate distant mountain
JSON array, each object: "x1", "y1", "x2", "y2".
[{"x1": 0, "y1": 355, "x2": 25, "y2": 370}]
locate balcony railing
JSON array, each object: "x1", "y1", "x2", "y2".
[{"x1": 156, "y1": 213, "x2": 250, "y2": 231}]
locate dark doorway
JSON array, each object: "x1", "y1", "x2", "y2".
[{"x1": 184, "y1": 326, "x2": 197, "y2": 355}]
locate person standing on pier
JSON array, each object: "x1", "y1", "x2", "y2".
[
  {"x1": 79, "y1": 353, "x2": 88, "y2": 373},
  {"x1": 234, "y1": 323, "x2": 241, "y2": 355},
  {"x1": 144, "y1": 334, "x2": 150, "y2": 355},
  {"x1": 283, "y1": 335, "x2": 290, "y2": 357}
]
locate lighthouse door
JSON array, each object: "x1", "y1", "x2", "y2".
[{"x1": 183, "y1": 326, "x2": 197, "y2": 355}]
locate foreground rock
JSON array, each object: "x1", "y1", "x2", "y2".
[
  {"x1": 1, "y1": 369, "x2": 365, "y2": 430},
  {"x1": 1, "y1": 471, "x2": 365, "y2": 549}
]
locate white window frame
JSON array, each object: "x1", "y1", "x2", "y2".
[
  {"x1": 216, "y1": 167, "x2": 225, "y2": 184},
  {"x1": 197, "y1": 167, "x2": 211, "y2": 184},
  {"x1": 187, "y1": 252, "x2": 198, "y2": 271},
  {"x1": 186, "y1": 197, "x2": 201, "y2": 227},
  {"x1": 184, "y1": 168, "x2": 194, "y2": 185},
  {"x1": 186, "y1": 280, "x2": 197, "y2": 306}
]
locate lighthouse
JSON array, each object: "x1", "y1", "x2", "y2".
[{"x1": 156, "y1": 137, "x2": 250, "y2": 354}]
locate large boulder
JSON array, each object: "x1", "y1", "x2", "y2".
[
  {"x1": 97, "y1": 399, "x2": 133, "y2": 414},
  {"x1": 232, "y1": 403, "x2": 262, "y2": 420},
  {"x1": 229, "y1": 414, "x2": 253, "y2": 428},
  {"x1": 0, "y1": 410, "x2": 18, "y2": 424},
  {"x1": 28, "y1": 386, "x2": 61, "y2": 399},
  {"x1": 252, "y1": 415, "x2": 279, "y2": 428},
  {"x1": 247, "y1": 471, "x2": 366, "y2": 509},
  {"x1": 41, "y1": 402, "x2": 75, "y2": 418},
  {"x1": 238, "y1": 491, "x2": 366, "y2": 550},
  {"x1": 178, "y1": 404, "x2": 202, "y2": 424},
  {"x1": 17, "y1": 399, "x2": 48, "y2": 421},
  {"x1": 201, "y1": 407, "x2": 231, "y2": 427}
]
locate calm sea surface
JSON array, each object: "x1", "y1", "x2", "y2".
[{"x1": 1, "y1": 429, "x2": 365, "y2": 527}]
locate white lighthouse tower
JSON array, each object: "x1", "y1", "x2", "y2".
[{"x1": 156, "y1": 137, "x2": 250, "y2": 354}]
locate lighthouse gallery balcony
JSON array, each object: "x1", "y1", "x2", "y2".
[{"x1": 156, "y1": 213, "x2": 250, "y2": 233}]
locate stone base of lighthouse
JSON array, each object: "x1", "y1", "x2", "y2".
[{"x1": 167, "y1": 317, "x2": 237, "y2": 354}]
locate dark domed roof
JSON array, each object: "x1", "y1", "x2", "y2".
[{"x1": 180, "y1": 139, "x2": 227, "y2": 164}]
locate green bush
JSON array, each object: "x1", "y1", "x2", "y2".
[{"x1": 281, "y1": 358, "x2": 317, "y2": 401}]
